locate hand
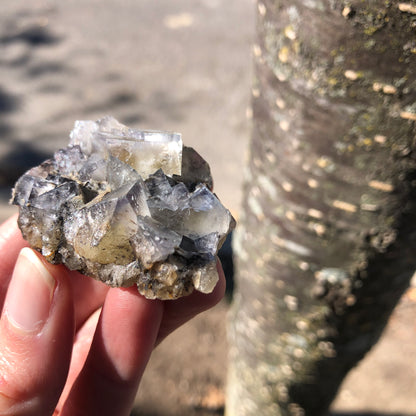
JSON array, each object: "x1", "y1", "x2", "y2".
[{"x1": 0, "y1": 215, "x2": 225, "y2": 416}]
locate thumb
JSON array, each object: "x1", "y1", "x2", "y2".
[{"x1": 0, "y1": 248, "x2": 74, "y2": 416}]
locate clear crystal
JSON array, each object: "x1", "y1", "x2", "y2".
[
  {"x1": 69, "y1": 116, "x2": 183, "y2": 179},
  {"x1": 11, "y1": 117, "x2": 235, "y2": 300}
]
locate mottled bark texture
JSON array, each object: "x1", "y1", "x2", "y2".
[{"x1": 227, "y1": 1, "x2": 416, "y2": 415}]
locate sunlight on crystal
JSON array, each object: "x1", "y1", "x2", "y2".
[{"x1": 12, "y1": 117, "x2": 235, "y2": 300}]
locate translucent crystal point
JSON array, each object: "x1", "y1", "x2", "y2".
[{"x1": 69, "y1": 116, "x2": 182, "y2": 178}]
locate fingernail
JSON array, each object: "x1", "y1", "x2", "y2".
[{"x1": 4, "y1": 248, "x2": 56, "y2": 333}]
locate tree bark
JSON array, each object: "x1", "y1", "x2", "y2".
[{"x1": 227, "y1": 1, "x2": 416, "y2": 415}]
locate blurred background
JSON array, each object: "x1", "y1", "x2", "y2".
[
  {"x1": 0, "y1": 0, "x2": 253, "y2": 222},
  {"x1": 1, "y1": 1, "x2": 415, "y2": 415}
]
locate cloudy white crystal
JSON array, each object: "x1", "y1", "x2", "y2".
[{"x1": 69, "y1": 116, "x2": 183, "y2": 179}]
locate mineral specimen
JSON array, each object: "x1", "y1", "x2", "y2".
[{"x1": 11, "y1": 116, "x2": 235, "y2": 300}]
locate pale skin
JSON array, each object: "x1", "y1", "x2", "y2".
[{"x1": 0, "y1": 215, "x2": 225, "y2": 416}]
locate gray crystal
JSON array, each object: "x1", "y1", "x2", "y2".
[{"x1": 11, "y1": 117, "x2": 235, "y2": 300}]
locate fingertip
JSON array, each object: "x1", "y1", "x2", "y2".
[
  {"x1": 3, "y1": 248, "x2": 56, "y2": 334},
  {"x1": 214, "y1": 257, "x2": 227, "y2": 303},
  {"x1": 0, "y1": 214, "x2": 27, "y2": 253},
  {"x1": 0, "y1": 248, "x2": 74, "y2": 415},
  {"x1": 0, "y1": 215, "x2": 29, "y2": 306},
  {"x1": 0, "y1": 213, "x2": 19, "y2": 230}
]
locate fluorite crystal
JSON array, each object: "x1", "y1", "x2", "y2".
[{"x1": 11, "y1": 116, "x2": 235, "y2": 300}]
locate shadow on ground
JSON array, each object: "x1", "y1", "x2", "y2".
[
  {"x1": 0, "y1": 24, "x2": 60, "y2": 47},
  {"x1": 0, "y1": 86, "x2": 20, "y2": 137},
  {"x1": 0, "y1": 143, "x2": 51, "y2": 187}
]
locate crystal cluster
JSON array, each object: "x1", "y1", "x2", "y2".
[{"x1": 12, "y1": 117, "x2": 235, "y2": 300}]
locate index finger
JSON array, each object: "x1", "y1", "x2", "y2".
[{"x1": 0, "y1": 215, "x2": 28, "y2": 307}]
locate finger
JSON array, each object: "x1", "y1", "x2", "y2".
[
  {"x1": 68, "y1": 272, "x2": 109, "y2": 331},
  {"x1": 0, "y1": 215, "x2": 28, "y2": 308},
  {"x1": 56, "y1": 308, "x2": 101, "y2": 413},
  {"x1": 0, "y1": 248, "x2": 74, "y2": 416},
  {"x1": 60, "y1": 288, "x2": 163, "y2": 416},
  {"x1": 156, "y1": 258, "x2": 226, "y2": 344}
]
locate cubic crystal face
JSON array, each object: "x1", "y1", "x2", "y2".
[{"x1": 12, "y1": 116, "x2": 235, "y2": 300}]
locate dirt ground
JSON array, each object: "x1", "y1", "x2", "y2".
[
  {"x1": 1, "y1": 1, "x2": 415, "y2": 415},
  {"x1": 134, "y1": 293, "x2": 416, "y2": 416}
]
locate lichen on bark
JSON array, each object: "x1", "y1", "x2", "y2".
[{"x1": 227, "y1": 1, "x2": 416, "y2": 415}]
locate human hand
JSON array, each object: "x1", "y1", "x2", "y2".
[{"x1": 0, "y1": 215, "x2": 225, "y2": 416}]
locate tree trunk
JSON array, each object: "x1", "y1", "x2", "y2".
[{"x1": 226, "y1": 1, "x2": 416, "y2": 415}]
